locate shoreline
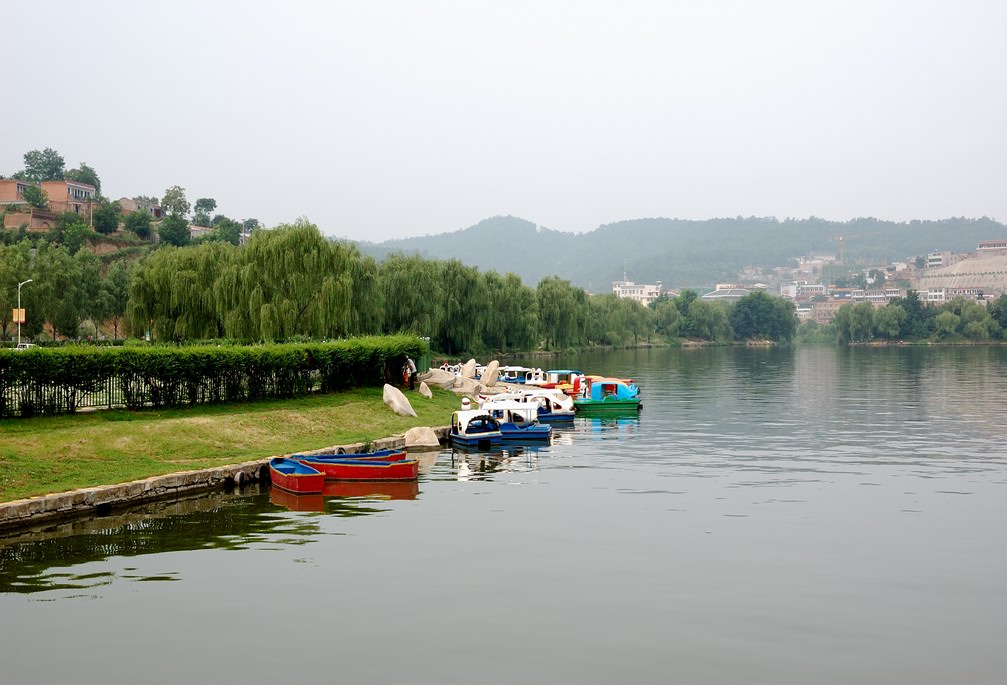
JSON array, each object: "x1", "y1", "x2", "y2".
[{"x1": 0, "y1": 428, "x2": 449, "y2": 534}]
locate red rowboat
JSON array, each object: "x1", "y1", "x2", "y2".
[
  {"x1": 269, "y1": 457, "x2": 325, "y2": 493},
  {"x1": 295, "y1": 457, "x2": 419, "y2": 481}
]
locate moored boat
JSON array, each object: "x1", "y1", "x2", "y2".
[
  {"x1": 294, "y1": 456, "x2": 419, "y2": 481},
  {"x1": 479, "y1": 388, "x2": 576, "y2": 422},
  {"x1": 483, "y1": 401, "x2": 553, "y2": 441},
  {"x1": 449, "y1": 410, "x2": 504, "y2": 448},
  {"x1": 573, "y1": 377, "x2": 642, "y2": 412},
  {"x1": 498, "y1": 366, "x2": 533, "y2": 384},
  {"x1": 290, "y1": 448, "x2": 407, "y2": 463},
  {"x1": 269, "y1": 457, "x2": 325, "y2": 494}
]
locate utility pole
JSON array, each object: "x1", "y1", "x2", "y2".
[{"x1": 17, "y1": 279, "x2": 33, "y2": 346}]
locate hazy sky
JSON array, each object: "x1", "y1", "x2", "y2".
[{"x1": 5, "y1": 1, "x2": 1005, "y2": 242}]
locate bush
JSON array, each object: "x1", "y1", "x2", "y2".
[{"x1": 0, "y1": 336, "x2": 426, "y2": 417}]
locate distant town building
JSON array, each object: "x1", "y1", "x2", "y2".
[
  {"x1": 917, "y1": 254, "x2": 1007, "y2": 299},
  {"x1": 612, "y1": 277, "x2": 662, "y2": 305},
  {"x1": 925, "y1": 287, "x2": 987, "y2": 303},
  {"x1": 851, "y1": 288, "x2": 906, "y2": 305},
  {"x1": 119, "y1": 197, "x2": 165, "y2": 219},
  {"x1": 977, "y1": 240, "x2": 1007, "y2": 254}
]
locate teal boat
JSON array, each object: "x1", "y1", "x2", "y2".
[{"x1": 573, "y1": 378, "x2": 642, "y2": 412}]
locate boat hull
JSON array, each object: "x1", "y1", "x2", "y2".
[
  {"x1": 295, "y1": 457, "x2": 419, "y2": 481},
  {"x1": 573, "y1": 398, "x2": 642, "y2": 412},
  {"x1": 292, "y1": 449, "x2": 407, "y2": 463},
  {"x1": 269, "y1": 458, "x2": 325, "y2": 494},
  {"x1": 499, "y1": 423, "x2": 552, "y2": 440},
  {"x1": 448, "y1": 432, "x2": 503, "y2": 448}
]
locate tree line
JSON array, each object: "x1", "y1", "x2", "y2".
[
  {"x1": 1, "y1": 220, "x2": 800, "y2": 351},
  {"x1": 801, "y1": 291, "x2": 1007, "y2": 344}
]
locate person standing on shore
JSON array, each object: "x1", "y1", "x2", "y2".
[{"x1": 405, "y1": 356, "x2": 417, "y2": 390}]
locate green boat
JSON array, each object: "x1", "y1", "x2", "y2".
[{"x1": 573, "y1": 378, "x2": 642, "y2": 412}]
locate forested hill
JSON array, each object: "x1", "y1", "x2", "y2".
[{"x1": 355, "y1": 215, "x2": 1006, "y2": 290}]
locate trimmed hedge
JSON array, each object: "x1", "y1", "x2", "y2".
[{"x1": 0, "y1": 336, "x2": 426, "y2": 418}]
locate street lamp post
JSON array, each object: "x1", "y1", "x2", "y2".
[{"x1": 17, "y1": 279, "x2": 33, "y2": 346}]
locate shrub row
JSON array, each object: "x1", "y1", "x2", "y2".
[{"x1": 0, "y1": 336, "x2": 426, "y2": 418}]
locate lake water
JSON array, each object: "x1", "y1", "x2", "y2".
[{"x1": 2, "y1": 346, "x2": 1006, "y2": 684}]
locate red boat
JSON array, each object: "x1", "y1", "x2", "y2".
[
  {"x1": 291, "y1": 449, "x2": 407, "y2": 463},
  {"x1": 295, "y1": 457, "x2": 419, "y2": 481},
  {"x1": 269, "y1": 457, "x2": 325, "y2": 493},
  {"x1": 323, "y1": 480, "x2": 420, "y2": 500}
]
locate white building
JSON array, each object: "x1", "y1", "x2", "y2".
[{"x1": 612, "y1": 279, "x2": 662, "y2": 305}]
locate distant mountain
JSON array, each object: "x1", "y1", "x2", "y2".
[{"x1": 354, "y1": 215, "x2": 1007, "y2": 290}]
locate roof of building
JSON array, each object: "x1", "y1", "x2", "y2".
[{"x1": 701, "y1": 288, "x2": 750, "y2": 300}]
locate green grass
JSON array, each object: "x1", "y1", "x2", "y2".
[{"x1": 0, "y1": 387, "x2": 460, "y2": 502}]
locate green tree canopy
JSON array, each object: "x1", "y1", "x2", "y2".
[
  {"x1": 123, "y1": 210, "x2": 152, "y2": 239},
  {"x1": 161, "y1": 185, "x2": 190, "y2": 218},
  {"x1": 158, "y1": 214, "x2": 191, "y2": 246},
  {"x1": 19, "y1": 148, "x2": 65, "y2": 182},
  {"x1": 64, "y1": 162, "x2": 101, "y2": 194}
]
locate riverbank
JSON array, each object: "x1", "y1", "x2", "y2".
[{"x1": 0, "y1": 387, "x2": 460, "y2": 505}]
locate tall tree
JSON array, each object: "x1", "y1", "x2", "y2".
[
  {"x1": 99, "y1": 259, "x2": 133, "y2": 339},
  {"x1": 123, "y1": 210, "x2": 152, "y2": 238},
  {"x1": 64, "y1": 162, "x2": 101, "y2": 194},
  {"x1": 92, "y1": 200, "x2": 122, "y2": 234},
  {"x1": 158, "y1": 214, "x2": 191, "y2": 246},
  {"x1": 19, "y1": 148, "x2": 65, "y2": 182},
  {"x1": 193, "y1": 197, "x2": 217, "y2": 226},
  {"x1": 161, "y1": 185, "x2": 191, "y2": 218}
]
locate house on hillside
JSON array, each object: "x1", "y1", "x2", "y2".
[
  {"x1": 118, "y1": 197, "x2": 165, "y2": 218},
  {"x1": 1, "y1": 178, "x2": 96, "y2": 230}
]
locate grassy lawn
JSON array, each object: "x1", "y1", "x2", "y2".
[{"x1": 0, "y1": 387, "x2": 460, "y2": 503}]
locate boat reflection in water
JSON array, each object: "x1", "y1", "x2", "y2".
[
  {"x1": 578, "y1": 410, "x2": 641, "y2": 435},
  {"x1": 269, "y1": 480, "x2": 420, "y2": 512},
  {"x1": 322, "y1": 480, "x2": 419, "y2": 500},
  {"x1": 449, "y1": 444, "x2": 544, "y2": 481},
  {"x1": 268, "y1": 487, "x2": 327, "y2": 512}
]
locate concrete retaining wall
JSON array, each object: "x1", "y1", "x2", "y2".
[{"x1": 0, "y1": 428, "x2": 449, "y2": 532}]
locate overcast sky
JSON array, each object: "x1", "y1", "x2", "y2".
[{"x1": 4, "y1": 1, "x2": 1005, "y2": 242}]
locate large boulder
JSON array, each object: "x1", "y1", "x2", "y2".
[
  {"x1": 452, "y1": 377, "x2": 484, "y2": 395},
  {"x1": 418, "y1": 381, "x2": 433, "y2": 399},
  {"x1": 461, "y1": 358, "x2": 478, "y2": 378},
  {"x1": 404, "y1": 426, "x2": 440, "y2": 450},
  {"x1": 422, "y1": 369, "x2": 457, "y2": 390},
  {"x1": 481, "y1": 360, "x2": 500, "y2": 387},
  {"x1": 382, "y1": 384, "x2": 417, "y2": 417}
]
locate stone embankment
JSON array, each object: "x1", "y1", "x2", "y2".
[{"x1": 0, "y1": 428, "x2": 449, "y2": 533}]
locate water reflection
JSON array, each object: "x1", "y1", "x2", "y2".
[{"x1": 447, "y1": 444, "x2": 544, "y2": 481}]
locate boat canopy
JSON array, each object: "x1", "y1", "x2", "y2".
[
  {"x1": 482, "y1": 401, "x2": 540, "y2": 425},
  {"x1": 451, "y1": 410, "x2": 502, "y2": 434},
  {"x1": 585, "y1": 378, "x2": 639, "y2": 401}
]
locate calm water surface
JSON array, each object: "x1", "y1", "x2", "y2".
[{"x1": 2, "y1": 346, "x2": 1006, "y2": 684}]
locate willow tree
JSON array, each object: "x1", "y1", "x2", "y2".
[
  {"x1": 379, "y1": 253, "x2": 445, "y2": 337},
  {"x1": 235, "y1": 220, "x2": 354, "y2": 340},
  {"x1": 483, "y1": 271, "x2": 538, "y2": 352},
  {"x1": 536, "y1": 276, "x2": 581, "y2": 350},
  {"x1": 127, "y1": 242, "x2": 233, "y2": 340},
  {"x1": 436, "y1": 259, "x2": 488, "y2": 355}
]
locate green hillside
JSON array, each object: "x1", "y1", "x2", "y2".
[{"x1": 356, "y1": 215, "x2": 1006, "y2": 289}]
